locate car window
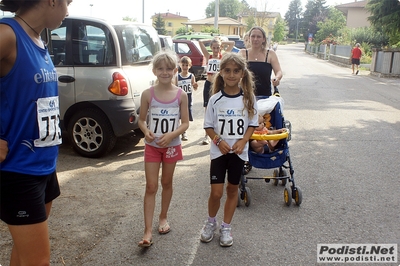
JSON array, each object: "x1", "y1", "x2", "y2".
[
  {"x1": 65, "y1": 20, "x2": 116, "y2": 66},
  {"x1": 50, "y1": 26, "x2": 67, "y2": 66},
  {"x1": 119, "y1": 25, "x2": 159, "y2": 64},
  {"x1": 175, "y1": 42, "x2": 191, "y2": 55}
]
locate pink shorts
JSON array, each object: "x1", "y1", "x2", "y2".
[{"x1": 144, "y1": 144, "x2": 183, "y2": 163}]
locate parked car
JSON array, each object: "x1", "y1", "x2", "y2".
[
  {"x1": 159, "y1": 35, "x2": 173, "y2": 51},
  {"x1": 226, "y1": 35, "x2": 241, "y2": 41},
  {"x1": 173, "y1": 33, "x2": 230, "y2": 53},
  {"x1": 234, "y1": 40, "x2": 246, "y2": 49},
  {"x1": 172, "y1": 39, "x2": 206, "y2": 81},
  {"x1": 47, "y1": 16, "x2": 161, "y2": 158}
]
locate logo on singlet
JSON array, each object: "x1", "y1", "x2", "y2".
[{"x1": 34, "y1": 68, "x2": 58, "y2": 84}]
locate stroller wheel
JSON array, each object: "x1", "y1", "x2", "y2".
[
  {"x1": 273, "y1": 169, "x2": 279, "y2": 186},
  {"x1": 294, "y1": 186, "x2": 302, "y2": 206},
  {"x1": 284, "y1": 187, "x2": 292, "y2": 206},
  {"x1": 244, "y1": 187, "x2": 252, "y2": 207}
]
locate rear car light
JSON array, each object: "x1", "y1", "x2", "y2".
[{"x1": 108, "y1": 72, "x2": 128, "y2": 96}]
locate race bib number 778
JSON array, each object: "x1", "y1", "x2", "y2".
[{"x1": 34, "y1": 96, "x2": 62, "y2": 147}]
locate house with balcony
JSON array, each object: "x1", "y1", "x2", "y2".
[
  {"x1": 151, "y1": 12, "x2": 189, "y2": 36},
  {"x1": 335, "y1": 0, "x2": 370, "y2": 28}
]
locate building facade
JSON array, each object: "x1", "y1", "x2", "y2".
[
  {"x1": 335, "y1": 0, "x2": 370, "y2": 28},
  {"x1": 151, "y1": 12, "x2": 189, "y2": 36}
]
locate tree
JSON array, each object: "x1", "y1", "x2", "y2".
[
  {"x1": 122, "y1": 16, "x2": 137, "y2": 22},
  {"x1": 314, "y1": 7, "x2": 346, "y2": 44},
  {"x1": 205, "y1": 0, "x2": 244, "y2": 19},
  {"x1": 273, "y1": 16, "x2": 286, "y2": 42},
  {"x1": 366, "y1": 0, "x2": 400, "y2": 46},
  {"x1": 153, "y1": 14, "x2": 167, "y2": 35},
  {"x1": 302, "y1": 0, "x2": 328, "y2": 42},
  {"x1": 176, "y1": 27, "x2": 192, "y2": 35},
  {"x1": 285, "y1": 0, "x2": 302, "y2": 38}
]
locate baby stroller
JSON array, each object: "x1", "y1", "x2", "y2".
[{"x1": 237, "y1": 87, "x2": 302, "y2": 207}]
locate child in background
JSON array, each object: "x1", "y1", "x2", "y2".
[
  {"x1": 250, "y1": 115, "x2": 287, "y2": 154},
  {"x1": 201, "y1": 53, "x2": 258, "y2": 247},
  {"x1": 175, "y1": 56, "x2": 198, "y2": 141},
  {"x1": 199, "y1": 37, "x2": 234, "y2": 145},
  {"x1": 137, "y1": 51, "x2": 189, "y2": 247}
]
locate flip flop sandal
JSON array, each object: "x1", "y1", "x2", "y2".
[
  {"x1": 138, "y1": 238, "x2": 153, "y2": 247},
  {"x1": 158, "y1": 222, "x2": 171, "y2": 234}
]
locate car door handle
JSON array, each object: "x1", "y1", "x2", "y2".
[{"x1": 58, "y1": 75, "x2": 75, "y2": 83}]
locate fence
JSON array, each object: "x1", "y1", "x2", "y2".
[
  {"x1": 305, "y1": 44, "x2": 351, "y2": 65},
  {"x1": 370, "y1": 49, "x2": 400, "y2": 78},
  {"x1": 305, "y1": 44, "x2": 400, "y2": 78}
]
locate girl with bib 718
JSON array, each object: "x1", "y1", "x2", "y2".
[{"x1": 200, "y1": 52, "x2": 258, "y2": 247}]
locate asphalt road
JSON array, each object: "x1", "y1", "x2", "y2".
[{"x1": 1, "y1": 43, "x2": 399, "y2": 266}]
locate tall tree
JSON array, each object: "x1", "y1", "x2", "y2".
[
  {"x1": 153, "y1": 14, "x2": 167, "y2": 35},
  {"x1": 302, "y1": 0, "x2": 328, "y2": 41},
  {"x1": 366, "y1": 0, "x2": 400, "y2": 46},
  {"x1": 285, "y1": 0, "x2": 303, "y2": 39},
  {"x1": 314, "y1": 7, "x2": 346, "y2": 43}
]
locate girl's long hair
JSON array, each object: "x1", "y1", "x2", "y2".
[{"x1": 212, "y1": 53, "x2": 256, "y2": 119}]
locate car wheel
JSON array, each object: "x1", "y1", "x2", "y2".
[{"x1": 67, "y1": 108, "x2": 116, "y2": 158}]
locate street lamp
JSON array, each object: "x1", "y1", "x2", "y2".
[{"x1": 89, "y1": 4, "x2": 93, "y2": 16}]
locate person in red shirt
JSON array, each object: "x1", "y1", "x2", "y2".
[{"x1": 351, "y1": 43, "x2": 362, "y2": 75}]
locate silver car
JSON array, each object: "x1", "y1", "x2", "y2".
[{"x1": 48, "y1": 16, "x2": 160, "y2": 157}]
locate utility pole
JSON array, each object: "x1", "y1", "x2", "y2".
[
  {"x1": 214, "y1": 0, "x2": 219, "y2": 31},
  {"x1": 295, "y1": 15, "x2": 299, "y2": 43},
  {"x1": 142, "y1": 0, "x2": 144, "y2": 23},
  {"x1": 89, "y1": 4, "x2": 93, "y2": 16}
]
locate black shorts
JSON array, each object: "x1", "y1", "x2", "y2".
[
  {"x1": 210, "y1": 153, "x2": 245, "y2": 185},
  {"x1": 352, "y1": 58, "x2": 360, "y2": 65},
  {"x1": 0, "y1": 171, "x2": 61, "y2": 225},
  {"x1": 203, "y1": 80, "x2": 212, "y2": 107}
]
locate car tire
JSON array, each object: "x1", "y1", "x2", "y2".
[{"x1": 67, "y1": 108, "x2": 116, "y2": 158}]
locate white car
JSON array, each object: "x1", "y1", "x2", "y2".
[{"x1": 48, "y1": 16, "x2": 160, "y2": 157}]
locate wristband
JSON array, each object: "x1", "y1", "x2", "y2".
[{"x1": 213, "y1": 135, "x2": 223, "y2": 146}]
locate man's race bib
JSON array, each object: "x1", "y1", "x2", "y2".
[
  {"x1": 178, "y1": 79, "x2": 192, "y2": 94},
  {"x1": 217, "y1": 108, "x2": 248, "y2": 139},
  {"x1": 149, "y1": 107, "x2": 180, "y2": 137},
  {"x1": 207, "y1": 58, "x2": 220, "y2": 74},
  {"x1": 34, "y1": 96, "x2": 62, "y2": 147}
]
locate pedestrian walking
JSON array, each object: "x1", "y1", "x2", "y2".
[{"x1": 351, "y1": 43, "x2": 362, "y2": 75}]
